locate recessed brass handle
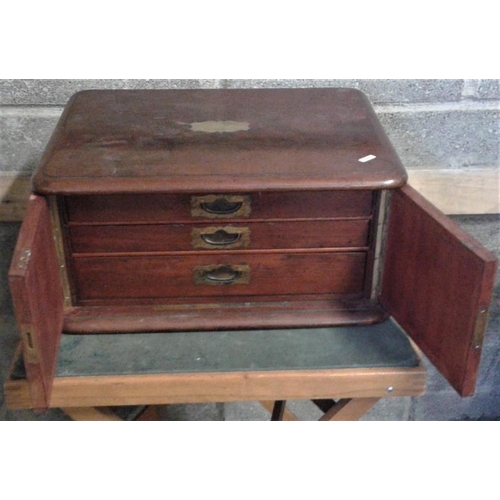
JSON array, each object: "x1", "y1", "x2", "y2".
[
  {"x1": 191, "y1": 195, "x2": 251, "y2": 218},
  {"x1": 193, "y1": 264, "x2": 250, "y2": 285},
  {"x1": 191, "y1": 226, "x2": 251, "y2": 249},
  {"x1": 201, "y1": 199, "x2": 242, "y2": 215},
  {"x1": 204, "y1": 266, "x2": 242, "y2": 283},
  {"x1": 201, "y1": 229, "x2": 241, "y2": 245}
]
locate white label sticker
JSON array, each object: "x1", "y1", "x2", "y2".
[
  {"x1": 190, "y1": 121, "x2": 250, "y2": 133},
  {"x1": 358, "y1": 155, "x2": 377, "y2": 163}
]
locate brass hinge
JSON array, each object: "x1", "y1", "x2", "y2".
[
  {"x1": 17, "y1": 249, "x2": 32, "y2": 270},
  {"x1": 371, "y1": 190, "x2": 391, "y2": 300},
  {"x1": 49, "y1": 196, "x2": 72, "y2": 307},
  {"x1": 20, "y1": 324, "x2": 39, "y2": 363},
  {"x1": 473, "y1": 308, "x2": 489, "y2": 350}
]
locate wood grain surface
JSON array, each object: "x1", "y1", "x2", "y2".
[
  {"x1": 5, "y1": 366, "x2": 426, "y2": 409},
  {"x1": 64, "y1": 191, "x2": 374, "y2": 223},
  {"x1": 72, "y1": 251, "x2": 367, "y2": 301},
  {"x1": 62, "y1": 298, "x2": 386, "y2": 332},
  {"x1": 68, "y1": 219, "x2": 371, "y2": 253},
  {"x1": 8, "y1": 195, "x2": 64, "y2": 408},
  {"x1": 31, "y1": 89, "x2": 407, "y2": 194},
  {"x1": 380, "y1": 185, "x2": 497, "y2": 396}
]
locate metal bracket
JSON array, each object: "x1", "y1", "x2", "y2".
[
  {"x1": 473, "y1": 308, "x2": 489, "y2": 350},
  {"x1": 20, "y1": 324, "x2": 39, "y2": 363}
]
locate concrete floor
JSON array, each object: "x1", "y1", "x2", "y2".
[{"x1": 1, "y1": 214, "x2": 499, "y2": 420}]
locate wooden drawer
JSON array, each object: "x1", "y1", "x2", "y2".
[
  {"x1": 64, "y1": 190, "x2": 374, "y2": 223},
  {"x1": 69, "y1": 219, "x2": 371, "y2": 253},
  {"x1": 72, "y1": 252, "x2": 367, "y2": 300}
]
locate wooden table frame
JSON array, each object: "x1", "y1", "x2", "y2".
[{"x1": 4, "y1": 343, "x2": 426, "y2": 421}]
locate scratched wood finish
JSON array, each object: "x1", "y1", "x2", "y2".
[
  {"x1": 64, "y1": 191, "x2": 374, "y2": 223},
  {"x1": 76, "y1": 292, "x2": 369, "y2": 307},
  {"x1": 69, "y1": 219, "x2": 371, "y2": 253},
  {"x1": 380, "y1": 185, "x2": 497, "y2": 396},
  {"x1": 8, "y1": 195, "x2": 64, "y2": 409},
  {"x1": 63, "y1": 298, "x2": 386, "y2": 332},
  {"x1": 32, "y1": 89, "x2": 406, "y2": 195},
  {"x1": 73, "y1": 252, "x2": 367, "y2": 301}
]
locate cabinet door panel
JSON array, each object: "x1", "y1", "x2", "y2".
[
  {"x1": 8, "y1": 195, "x2": 64, "y2": 409},
  {"x1": 380, "y1": 185, "x2": 497, "y2": 396}
]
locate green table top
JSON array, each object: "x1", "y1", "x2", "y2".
[{"x1": 12, "y1": 318, "x2": 418, "y2": 379}]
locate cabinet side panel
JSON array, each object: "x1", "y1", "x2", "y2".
[
  {"x1": 380, "y1": 185, "x2": 497, "y2": 396},
  {"x1": 8, "y1": 195, "x2": 64, "y2": 409}
]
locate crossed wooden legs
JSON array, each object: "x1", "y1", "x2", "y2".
[
  {"x1": 61, "y1": 399, "x2": 379, "y2": 421},
  {"x1": 262, "y1": 398, "x2": 380, "y2": 421},
  {"x1": 62, "y1": 405, "x2": 161, "y2": 421},
  {"x1": 62, "y1": 398, "x2": 379, "y2": 421}
]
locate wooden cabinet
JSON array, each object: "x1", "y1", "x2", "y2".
[{"x1": 8, "y1": 88, "x2": 497, "y2": 408}]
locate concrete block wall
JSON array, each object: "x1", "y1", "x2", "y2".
[{"x1": 0, "y1": 79, "x2": 499, "y2": 175}]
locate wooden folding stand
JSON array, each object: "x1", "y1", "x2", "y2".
[{"x1": 4, "y1": 320, "x2": 427, "y2": 421}]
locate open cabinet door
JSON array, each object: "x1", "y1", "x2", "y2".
[
  {"x1": 380, "y1": 185, "x2": 497, "y2": 396},
  {"x1": 8, "y1": 194, "x2": 64, "y2": 409}
]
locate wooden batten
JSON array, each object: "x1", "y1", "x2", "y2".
[
  {"x1": 4, "y1": 366, "x2": 426, "y2": 409},
  {"x1": 408, "y1": 168, "x2": 500, "y2": 215},
  {"x1": 0, "y1": 174, "x2": 32, "y2": 221}
]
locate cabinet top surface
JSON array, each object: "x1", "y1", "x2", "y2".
[{"x1": 33, "y1": 88, "x2": 407, "y2": 194}]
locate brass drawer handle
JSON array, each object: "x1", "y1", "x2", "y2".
[
  {"x1": 205, "y1": 266, "x2": 241, "y2": 283},
  {"x1": 191, "y1": 195, "x2": 251, "y2": 218},
  {"x1": 201, "y1": 198, "x2": 242, "y2": 215},
  {"x1": 201, "y1": 229, "x2": 241, "y2": 245},
  {"x1": 193, "y1": 264, "x2": 250, "y2": 285},
  {"x1": 191, "y1": 226, "x2": 251, "y2": 249}
]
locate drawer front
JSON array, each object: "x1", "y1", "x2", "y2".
[
  {"x1": 65, "y1": 190, "x2": 374, "y2": 223},
  {"x1": 73, "y1": 252, "x2": 367, "y2": 300},
  {"x1": 69, "y1": 219, "x2": 371, "y2": 253}
]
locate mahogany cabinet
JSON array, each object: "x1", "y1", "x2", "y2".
[{"x1": 8, "y1": 89, "x2": 497, "y2": 408}]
